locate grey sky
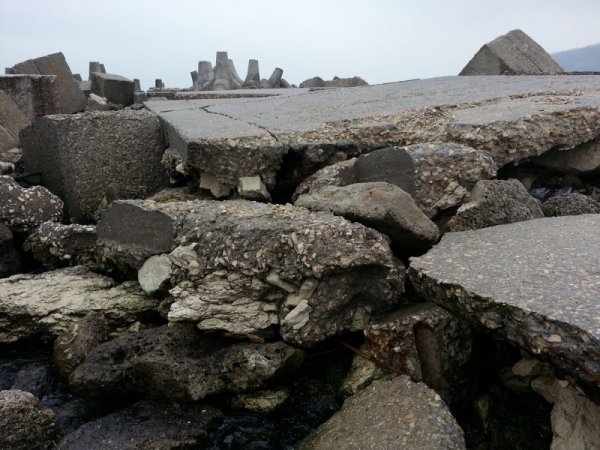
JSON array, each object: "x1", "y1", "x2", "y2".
[{"x1": 1, "y1": 0, "x2": 599, "y2": 89}]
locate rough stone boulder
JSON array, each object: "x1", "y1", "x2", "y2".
[
  {"x1": 98, "y1": 199, "x2": 404, "y2": 345},
  {"x1": 534, "y1": 138, "x2": 600, "y2": 174},
  {"x1": 20, "y1": 110, "x2": 168, "y2": 222},
  {"x1": 0, "y1": 90, "x2": 30, "y2": 152},
  {"x1": 57, "y1": 401, "x2": 222, "y2": 450},
  {"x1": 295, "y1": 182, "x2": 439, "y2": 255},
  {"x1": 0, "y1": 266, "x2": 158, "y2": 343},
  {"x1": 6, "y1": 51, "x2": 87, "y2": 113},
  {"x1": 90, "y1": 72, "x2": 135, "y2": 106},
  {"x1": 0, "y1": 223, "x2": 20, "y2": 278},
  {"x1": 0, "y1": 175, "x2": 63, "y2": 232},
  {"x1": 0, "y1": 74, "x2": 60, "y2": 121},
  {"x1": 295, "y1": 144, "x2": 497, "y2": 217},
  {"x1": 297, "y1": 376, "x2": 465, "y2": 450},
  {"x1": 24, "y1": 222, "x2": 97, "y2": 269},
  {"x1": 459, "y1": 29, "x2": 563, "y2": 75},
  {"x1": 409, "y1": 215, "x2": 600, "y2": 390},
  {"x1": 0, "y1": 389, "x2": 64, "y2": 449},
  {"x1": 69, "y1": 325, "x2": 304, "y2": 401},
  {"x1": 542, "y1": 193, "x2": 600, "y2": 217},
  {"x1": 446, "y1": 179, "x2": 544, "y2": 231}
]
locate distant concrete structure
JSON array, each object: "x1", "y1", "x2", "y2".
[
  {"x1": 243, "y1": 59, "x2": 260, "y2": 88},
  {"x1": 88, "y1": 61, "x2": 106, "y2": 80},
  {"x1": 460, "y1": 29, "x2": 563, "y2": 76},
  {"x1": 91, "y1": 73, "x2": 135, "y2": 106},
  {"x1": 155, "y1": 79, "x2": 165, "y2": 89}
]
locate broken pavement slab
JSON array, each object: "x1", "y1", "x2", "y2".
[
  {"x1": 145, "y1": 75, "x2": 600, "y2": 195},
  {"x1": 409, "y1": 214, "x2": 600, "y2": 391}
]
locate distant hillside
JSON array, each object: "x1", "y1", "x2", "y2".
[{"x1": 552, "y1": 43, "x2": 600, "y2": 72}]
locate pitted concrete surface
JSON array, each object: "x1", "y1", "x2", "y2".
[{"x1": 409, "y1": 214, "x2": 600, "y2": 389}]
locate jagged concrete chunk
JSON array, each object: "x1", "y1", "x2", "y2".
[
  {"x1": 542, "y1": 193, "x2": 600, "y2": 217},
  {"x1": 446, "y1": 179, "x2": 544, "y2": 231},
  {"x1": 237, "y1": 175, "x2": 271, "y2": 201},
  {"x1": 0, "y1": 90, "x2": 30, "y2": 152},
  {"x1": 90, "y1": 72, "x2": 135, "y2": 106},
  {"x1": 460, "y1": 29, "x2": 563, "y2": 75},
  {"x1": 0, "y1": 390, "x2": 64, "y2": 449},
  {"x1": 0, "y1": 75, "x2": 59, "y2": 121},
  {"x1": 296, "y1": 182, "x2": 439, "y2": 255},
  {"x1": 7, "y1": 52, "x2": 87, "y2": 113},
  {"x1": 0, "y1": 176, "x2": 63, "y2": 232},
  {"x1": 409, "y1": 215, "x2": 600, "y2": 390},
  {"x1": 23, "y1": 222, "x2": 97, "y2": 269},
  {"x1": 297, "y1": 376, "x2": 466, "y2": 450},
  {"x1": 20, "y1": 110, "x2": 168, "y2": 222},
  {"x1": 69, "y1": 325, "x2": 304, "y2": 401},
  {"x1": 0, "y1": 266, "x2": 158, "y2": 343}
]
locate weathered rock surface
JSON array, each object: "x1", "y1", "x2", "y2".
[
  {"x1": 0, "y1": 222, "x2": 21, "y2": 277},
  {"x1": 84, "y1": 93, "x2": 111, "y2": 112},
  {"x1": 20, "y1": 110, "x2": 168, "y2": 222},
  {"x1": 295, "y1": 143, "x2": 497, "y2": 217},
  {"x1": 296, "y1": 182, "x2": 439, "y2": 255},
  {"x1": 24, "y1": 222, "x2": 97, "y2": 269},
  {"x1": 0, "y1": 389, "x2": 64, "y2": 450},
  {"x1": 0, "y1": 175, "x2": 63, "y2": 232},
  {"x1": 146, "y1": 75, "x2": 600, "y2": 196},
  {"x1": 446, "y1": 179, "x2": 544, "y2": 231},
  {"x1": 0, "y1": 74, "x2": 60, "y2": 121},
  {"x1": 459, "y1": 29, "x2": 563, "y2": 75},
  {"x1": 69, "y1": 325, "x2": 304, "y2": 401},
  {"x1": 534, "y1": 138, "x2": 600, "y2": 174},
  {"x1": 0, "y1": 90, "x2": 30, "y2": 152},
  {"x1": 409, "y1": 215, "x2": 600, "y2": 390},
  {"x1": 542, "y1": 193, "x2": 600, "y2": 217},
  {"x1": 298, "y1": 376, "x2": 465, "y2": 450},
  {"x1": 57, "y1": 401, "x2": 222, "y2": 450},
  {"x1": 90, "y1": 72, "x2": 135, "y2": 106},
  {"x1": 6, "y1": 52, "x2": 87, "y2": 113},
  {"x1": 366, "y1": 302, "x2": 474, "y2": 405},
  {"x1": 0, "y1": 266, "x2": 157, "y2": 342}
]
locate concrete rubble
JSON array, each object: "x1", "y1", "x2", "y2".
[{"x1": 90, "y1": 72, "x2": 135, "y2": 106}]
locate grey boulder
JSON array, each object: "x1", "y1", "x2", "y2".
[{"x1": 542, "y1": 193, "x2": 600, "y2": 217}]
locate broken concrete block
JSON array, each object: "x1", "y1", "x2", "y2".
[
  {"x1": 0, "y1": 90, "x2": 30, "y2": 152},
  {"x1": 90, "y1": 72, "x2": 135, "y2": 107},
  {"x1": 237, "y1": 176, "x2": 271, "y2": 201},
  {"x1": 534, "y1": 137, "x2": 600, "y2": 174},
  {"x1": 262, "y1": 68, "x2": 283, "y2": 88},
  {"x1": 199, "y1": 172, "x2": 232, "y2": 198},
  {"x1": 0, "y1": 176, "x2": 63, "y2": 232},
  {"x1": 0, "y1": 74, "x2": 60, "y2": 121},
  {"x1": 20, "y1": 110, "x2": 168, "y2": 222},
  {"x1": 460, "y1": 29, "x2": 563, "y2": 75},
  {"x1": 85, "y1": 93, "x2": 111, "y2": 111},
  {"x1": 6, "y1": 52, "x2": 87, "y2": 113}
]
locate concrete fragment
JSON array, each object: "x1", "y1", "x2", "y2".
[
  {"x1": 298, "y1": 376, "x2": 465, "y2": 450},
  {"x1": 339, "y1": 343, "x2": 387, "y2": 398},
  {"x1": 20, "y1": 110, "x2": 168, "y2": 222},
  {"x1": 409, "y1": 215, "x2": 600, "y2": 390},
  {"x1": 90, "y1": 72, "x2": 135, "y2": 106},
  {"x1": 0, "y1": 74, "x2": 60, "y2": 121},
  {"x1": 0, "y1": 175, "x2": 63, "y2": 232},
  {"x1": 446, "y1": 179, "x2": 544, "y2": 231},
  {"x1": 237, "y1": 175, "x2": 271, "y2": 201},
  {"x1": 0, "y1": 266, "x2": 158, "y2": 342},
  {"x1": 296, "y1": 182, "x2": 439, "y2": 255},
  {"x1": 84, "y1": 92, "x2": 110, "y2": 111},
  {"x1": 534, "y1": 138, "x2": 600, "y2": 174},
  {"x1": 69, "y1": 325, "x2": 304, "y2": 401},
  {"x1": 263, "y1": 68, "x2": 283, "y2": 88},
  {"x1": 199, "y1": 171, "x2": 232, "y2": 198},
  {"x1": 542, "y1": 193, "x2": 600, "y2": 216},
  {"x1": 6, "y1": 51, "x2": 87, "y2": 113},
  {"x1": 0, "y1": 90, "x2": 30, "y2": 152},
  {"x1": 138, "y1": 254, "x2": 172, "y2": 295},
  {"x1": 460, "y1": 29, "x2": 563, "y2": 75}
]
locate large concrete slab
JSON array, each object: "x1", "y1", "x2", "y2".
[
  {"x1": 146, "y1": 76, "x2": 600, "y2": 191},
  {"x1": 0, "y1": 75, "x2": 60, "y2": 121},
  {"x1": 0, "y1": 91, "x2": 29, "y2": 152},
  {"x1": 409, "y1": 214, "x2": 600, "y2": 391}
]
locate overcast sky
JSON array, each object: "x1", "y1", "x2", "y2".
[{"x1": 1, "y1": 0, "x2": 599, "y2": 89}]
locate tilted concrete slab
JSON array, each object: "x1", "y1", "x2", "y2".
[
  {"x1": 409, "y1": 214, "x2": 600, "y2": 391},
  {"x1": 145, "y1": 75, "x2": 600, "y2": 191}
]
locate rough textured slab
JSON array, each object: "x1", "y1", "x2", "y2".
[
  {"x1": 91, "y1": 72, "x2": 134, "y2": 106},
  {"x1": 409, "y1": 215, "x2": 600, "y2": 390},
  {"x1": 145, "y1": 76, "x2": 600, "y2": 192},
  {"x1": 0, "y1": 90, "x2": 29, "y2": 152},
  {"x1": 0, "y1": 75, "x2": 60, "y2": 121}
]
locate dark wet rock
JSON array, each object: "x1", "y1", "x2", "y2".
[
  {"x1": 0, "y1": 389, "x2": 64, "y2": 450},
  {"x1": 0, "y1": 74, "x2": 60, "y2": 121},
  {"x1": 366, "y1": 302, "x2": 474, "y2": 405},
  {"x1": 0, "y1": 222, "x2": 21, "y2": 277},
  {"x1": 53, "y1": 311, "x2": 110, "y2": 378},
  {"x1": 0, "y1": 266, "x2": 157, "y2": 343},
  {"x1": 295, "y1": 182, "x2": 439, "y2": 255},
  {"x1": 533, "y1": 137, "x2": 600, "y2": 174},
  {"x1": 0, "y1": 89, "x2": 30, "y2": 152},
  {"x1": 446, "y1": 179, "x2": 544, "y2": 231},
  {"x1": 20, "y1": 110, "x2": 168, "y2": 222},
  {"x1": 0, "y1": 175, "x2": 63, "y2": 232},
  {"x1": 57, "y1": 401, "x2": 222, "y2": 450},
  {"x1": 11, "y1": 363, "x2": 52, "y2": 398},
  {"x1": 459, "y1": 29, "x2": 563, "y2": 75},
  {"x1": 24, "y1": 222, "x2": 97, "y2": 269},
  {"x1": 409, "y1": 215, "x2": 600, "y2": 391},
  {"x1": 542, "y1": 193, "x2": 600, "y2": 216},
  {"x1": 90, "y1": 72, "x2": 135, "y2": 107},
  {"x1": 298, "y1": 376, "x2": 465, "y2": 450},
  {"x1": 69, "y1": 325, "x2": 304, "y2": 402}
]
